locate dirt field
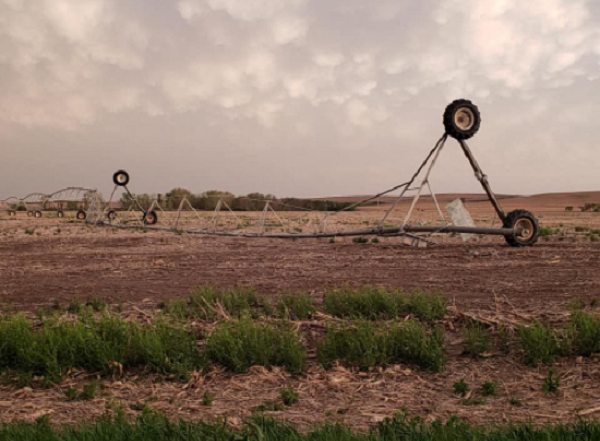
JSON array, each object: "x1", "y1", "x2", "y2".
[{"x1": 1, "y1": 194, "x2": 600, "y2": 428}]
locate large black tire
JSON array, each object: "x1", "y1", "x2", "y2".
[
  {"x1": 143, "y1": 210, "x2": 158, "y2": 226},
  {"x1": 113, "y1": 170, "x2": 130, "y2": 186},
  {"x1": 76, "y1": 210, "x2": 87, "y2": 221},
  {"x1": 57, "y1": 210, "x2": 64, "y2": 218},
  {"x1": 503, "y1": 209, "x2": 539, "y2": 247},
  {"x1": 443, "y1": 99, "x2": 481, "y2": 140},
  {"x1": 34, "y1": 211, "x2": 43, "y2": 218},
  {"x1": 107, "y1": 210, "x2": 118, "y2": 221}
]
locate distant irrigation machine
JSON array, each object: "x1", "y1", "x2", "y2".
[{"x1": 4, "y1": 100, "x2": 540, "y2": 247}]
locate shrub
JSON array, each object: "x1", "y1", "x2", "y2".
[
  {"x1": 569, "y1": 311, "x2": 600, "y2": 356},
  {"x1": 462, "y1": 322, "x2": 491, "y2": 357},
  {"x1": 204, "y1": 318, "x2": 305, "y2": 373},
  {"x1": 317, "y1": 320, "x2": 446, "y2": 372},
  {"x1": 0, "y1": 314, "x2": 200, "y2": 378},
  {"x1": 518, "y1": 321, "x2": 559, "y2": 366},
  {"x1": 163, "y1": 286, "x2": 262, "y2": 320},
  {"x1": 352, "y1": 237, "x2": 369, "y2": 244},
  {"x1": 276, "y1": 293, "x2": 316, "y2": 320},
  {"x1": 323, "y1": 287, "x2": 445, "y2": 321}
]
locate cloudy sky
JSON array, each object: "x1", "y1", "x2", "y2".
[{"x1": 1, "y1": 0, "x2": 599, "y2": 199}]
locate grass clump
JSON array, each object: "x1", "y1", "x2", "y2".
[
  {"x1": 2, "y1": 410, "x2": 600, "y2": 440},
  {"x1": 518, "y1": 321, "x2": 560, "y2": 366},
  {"x1": 569, "y1": 311, "x2": 600, "y2": 356},
  {"x1": 481, "y1": 380, "x2": 498, "y2": 397},
  {"x1": 0, "y1": 314, "x2": 200, "y2": 379},
  {"x1": 64, "y1": 382, "x2": 98, "y2": 401},
  {"x1": 163, "y1": 286, "x2": 262, "y2": 320},
  {"x1": 462, "y1": 322, "x2": 491, "y2": 357},
  {"x1": 352, "y1": 237, "x2": 369, "y2": 244},
  {"x1": 276, "y1": 293, "x2": 316, "y2": 320},
  {"x1": 453, "y1": 378, "x2": 469, "y2": 396},
  {"x1": 542, "y1": 369, "x2": 560, "y2": 394},
  {"x1": 323, "y1": 287, "x2": 445, "y2": 322},
  {"x1": 280, "y1": 386, "x2": 299, "y2": 406},
  {"x1": 317, "y1": 320, "x2": 445, "y2": 372},
  {"x1": 204, "y1": 318, "x2": 305, "y2": 373}
]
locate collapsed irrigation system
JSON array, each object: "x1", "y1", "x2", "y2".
[{"x1": 1, "y1": 100, "x2": 540, "y2": 246}]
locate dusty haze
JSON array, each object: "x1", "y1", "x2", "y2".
[{"x1": 0, "y1": 0, "x2": 599, "y2": 198}]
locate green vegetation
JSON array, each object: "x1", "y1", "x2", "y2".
[
  {"x1": 453, "y1": 378, "x2": 469, "y2": 396},
  {"x1": 352, "y1": 237, "x2": 369, "y2": 244},
  {"x1": 0, "y1": 314, "x2": 200, "y2": 379},
  {"x1": 481, "y1": 381, "x2": 498, "y2": 397},
  {"x1": 462, "y1": 322, "x2": 491, "y2": 357},
  {"x1": 161, "y1": 286, "x2": 263, "y2": 320},
  {"x1": 518, "y1": 312, "x2": 600, "y2": 365},
  {"x1": 317, "y1": 320, "x2": 446, "y2": 372},
  {"x1": 204, "y1": 318, "x2": 305, "y2": 373},
  {"x1": 202, "y1": 391, "x2": 214, "y2": 407},
  {"x1": 276, "y1": 293, "x2": 316, "y2": 320},
  {"x1": 518, "y1": 321, "x2": 560, "y2": 366},
  {"x1": 280, "y1": 386, "x2": 299, "y2": 406},
  {"x1": 4, "y1": 412, "x2": 600, "y2": 441},
  {"x1": 542, "y1": 369, "x2": 560, "y2": 394},
  {"x1": 323, "y1": 287, "x2": 446, "y2": 322},
  {"x1": 539, "y1": 227, "x2": 553, "y2": 237}
]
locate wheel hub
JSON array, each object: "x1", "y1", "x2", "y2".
[
  {"x1": 455, "y1": 107, "x2": 475, "y2": 131},
  {"x1": 515, "y1": 218, "x2": 534, "y2": 241}
]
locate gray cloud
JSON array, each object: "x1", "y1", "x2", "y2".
[{"x1": 0, "y1": 0, "x2": 599, "y2": 198}]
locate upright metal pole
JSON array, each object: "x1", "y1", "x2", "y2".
[
  {"x1": 457, "y1": 139, "x2": 506, "y2": 222},
  {"x1": 260, "y1": 201, "x2": 269, "y2": 234}
]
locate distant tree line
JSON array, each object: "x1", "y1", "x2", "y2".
[{"x1": 119, "y1": 188, "x2": 356, "y2": 212}]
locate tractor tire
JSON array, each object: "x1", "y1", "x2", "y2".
[
  {"x1": 113, "y1": 170, "x2": 130, "y2": 186},
  {"x1": 503, "y1": 209, "x2": 539, "y2": 247},
  {"x1": 34, "y1": 211, "x2": 42, "y2": 218},
  {"x1": 76, "y1": 210, "x2": 87, "y2": 221},
  {"x1": 143, "y1": 210, "x2": 158, "y2": 226},
  {"x1": 57, "y1": 211, "x2": 64, "y2": 218},
  {"x1": 443, "y1": 99, "x2": 481, "y2": 140},
  {"x1": 107, "y1": 210, "x2": 118, "y2": 221}
]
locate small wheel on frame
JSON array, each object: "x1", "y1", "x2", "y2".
[
  {"x1": 107, "y1": 210, "x2": 118, "y2": 221},
  {"x1": 34, "y1": 211, "x2": 43, "y2": 218},
  {"x1": 57, "y1": 211, "x2": 64, "y2": 218},
  {"x1": 113, "y1": 170, "x2": 130, "y2": 187},
  {"x1": 503, "y1": 209, "x2": 540, "y2": 247},
  {"x1": 27, "y1": 211, "x2": 33, "y2": 217},
  {"x1": 76, "y1": 210, "x2": 87, "y2": 221},
  {"x1": 143, "y1": 210, "x2": 158, "y2": 226},
  {"x1": 443, "y1": 99, "x2": 481, "y2": 140}
]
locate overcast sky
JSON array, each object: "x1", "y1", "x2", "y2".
[{"x1": 1, "y1": 0, "x2": 599, "y2": 199}]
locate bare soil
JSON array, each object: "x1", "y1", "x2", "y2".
[{"x1": 1, "y1": 194, "x2": 600, "y2": 428}]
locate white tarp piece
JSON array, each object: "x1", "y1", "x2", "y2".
[{"x1": 446, "y1": 198, "x2": 476, "y2": 242}]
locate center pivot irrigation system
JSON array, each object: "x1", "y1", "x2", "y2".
[{"x1": 88, "y1": 100, "x2": 539, "y2": 247}]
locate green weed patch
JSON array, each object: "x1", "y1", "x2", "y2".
[{"x1": 317, "y1": 320, "x2": 446, "y2": 372}]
